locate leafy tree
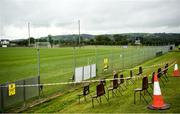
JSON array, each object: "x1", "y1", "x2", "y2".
[{"x1": 48, "y1": 34, "x2": 53, "y2": 48}]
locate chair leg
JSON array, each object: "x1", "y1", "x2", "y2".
[
  {"x1": 79, "y1": 96, "x2": 80, "y2": 104},
  {"x1": 165, "y1": 74, "x2": 169, "y2": 81},
  {"x1": 104, "y1": 95, "x2": 109, "y2": 102},
  {"x1": 146, "y1": 89, "x2": 152, "y2": 99},
  {"x1": 92, "y1": 98, "x2": 94, "y2": 108},
  {"x1": 134, "y1": 92, "x2": 136, "y2": 104},
  {"x1": 119, "y1": 85, "x2": 125, "y2": 91},
  {"x1": 141, "y1": 92, "x2": 148, "y2": 104},
  {"x1": 84, "y1": 95, "x2": 87, "y2": 102},
  {"x1": 100, "y1": 97, "x2": 102, "y2": 104},
  {"x1": 108, "y1": 90, "x2": 110, "y2": 100},
  {"x1": 160, "y1": 78, "x2": 165, "y2": 87},
  {"x1": 130, "y1": 79, "x2": 135, "y2": 84},
  {"x1": 140, "y1": 91, "x2": 141, "y2": 103},
  {"x1": 117, "y1": 88, "x2": 123, "y2": 96},
  {"x1": 163, "y1": 76, "x2": 168, "y2": 82}
]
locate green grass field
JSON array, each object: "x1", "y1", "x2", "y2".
[
  {"x1": 0, "y1": 46, "x2": 169, "y2": 96},
  {"x1": 1, "y1": 46, "x2": 176, "y2": 113},
  {"x1": 22, "y1": 51, "x2": 180, "y2": 113}
]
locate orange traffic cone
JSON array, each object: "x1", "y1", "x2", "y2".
[
  {"x1": 148, "y1": 73, "x2": 170, "y2": 110},
  {"x1": 173, "y1": 64, "x2": 180, "y2": 77}
]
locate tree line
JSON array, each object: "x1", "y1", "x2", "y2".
[{"x1": 11, "y1": 33, "x2": 180, "y2": 47}]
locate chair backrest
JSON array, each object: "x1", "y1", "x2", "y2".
[
  {"x1": 96, "y1": 83, "x2": 105, "y2": 96},
  {"x1": 130, "y1": 70, "x2": 133, "y2": 77},
  {"x1": 139, "y1": 66, "x2": 143, "y2": 74},
  {"x1": 157, "y1": 68, "x2": 162, "y2": 78},
  {"x1": 120, "y1": 74, "x2": 124, "y2": 84},
  {"x1": 83, "y1": 84, "x2": 90, "y2": 95},
  {"x1": 100, "y1": 78, "x2": 106, "y2": 86},
  {"x1": 114, "y1": 73, "x2": 118, "y2": 79},
  {"x1": 163, "y1": 63, "x2": 168, "y2": 74},
  {"x1": 142, "y1": 76, "x2": 148, "y2": 90},
  {"x1": 151, "y1": 72, "x2": 155, "y2": 83},
  {"x1": 113, "y1": 79, "x2": 119, "y2": 89}
]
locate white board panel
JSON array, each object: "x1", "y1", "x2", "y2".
[
  {"x1": 75, "y1": 67, "x2": 83, "y2": 82},
  {"x1": 91, "y1": 64, "x2": 96, "y2": 78},
  {"x1": 84, "y1": 65, "x2": 91, "y2": 80}
]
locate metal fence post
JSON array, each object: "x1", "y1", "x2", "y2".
[
  {"x1": 38, "y1": 76, "x2": 41, "y2": 98},
  {"x1": 111, "y1": 46, "x2": 113, "y2": 71},
  {"x1": 37, "y1": 48, "x2": 41, "y2": 98},
  {"x1": 122, "y1": 46, "x2": 124, "y2": 71},
  {"x1": 0, "y1": 85, "x2": 4, "y2": 112},
  {"x1": 95, "y1": 46, "x2": 98, "y2": 76},
  {"x1": 23, "y1": 80, "x2": 26, "y2": 107}
]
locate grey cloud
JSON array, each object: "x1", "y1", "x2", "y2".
[{"x1": 0, "y1": 0, "x2": 180, "y2": 39}]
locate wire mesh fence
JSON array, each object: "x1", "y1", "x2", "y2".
[
  {"x1": 0, "y1": 76, "x2": 40, "y2": 112},
  {"x1": 0, "y1": 45, "x2": 174, "y2": 112}
]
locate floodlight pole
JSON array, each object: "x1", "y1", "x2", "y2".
[
  {"x1": 37, "y1": 48, "x2": 40, "y2": 77},
  {"x1": 122, "y1": 46, "x2": 124, "y2": 71},
  {"x1": 73, "y1": 35, "x2": 76, "y2": 76},
  {"x1": 78, "y1": 20, "x2": 80, "y2": 47},
  {"x1": 28, "y1": 22, "x2": 31, "y2": 47}
]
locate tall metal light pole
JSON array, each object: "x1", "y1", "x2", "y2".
[
  {"x1": 78, "y1": 20, "x2": 80, "y2": 47},
  {"x1": 37, "y1": 48, "x2": 40, "y2": 77},
  {"x1": 28, "y1": 22, "x2": 31, "y2": 47}
]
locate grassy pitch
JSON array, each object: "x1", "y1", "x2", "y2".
[
  {"x1": 0, "y1": 46, "x2": 168, "y2": 96},
  {"x1": 23, "y1": 51, "x2": 180, "y2": 113}
]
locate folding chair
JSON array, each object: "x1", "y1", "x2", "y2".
[
  {"x1": 126, "y1": 70, "x2": 135, "y2": 85},
  {"x1": 78, "y1": 84, "x2": 90, "y2": 103},
  {"x1": 162, "y1": 63, "x2": 169, "y2": 81},
  {"x1": 137, "y1": 66, "x2": 143, "y2": 79},
  {"x1": 159, "y1": 67, "x2": 168, "y2": 83},
  {"x1": 134, "y1": 76, "x2": 152, "y2": 104},
  {"x1": 113, "y1": 72, "x2": 118, "y2": 79},
  {"x1": 108, "y1": 79, "x2": 122, "y2": 99},
  {"x1": 157, "y1": 68, "x2": 166, "y2": 86},
  {"x1": 148, "y1": 72, "x2": 155, "y2": 89},
  {"x1": 92, "y1": 83, "x2": 109, "y2": 107},
  {"x1": 119, "y1": 74, "x2": 127, "y2": 90},
  {"x1": 99, "y1": 78, "x2": 108, "y2": 90}
]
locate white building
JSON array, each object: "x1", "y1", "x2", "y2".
[
  {"x1": 0, "y1": 39, "x2": 10, "y2": 47},
  {"x1": 135, "y1": 39, "x2": 141, "y2": 45}
]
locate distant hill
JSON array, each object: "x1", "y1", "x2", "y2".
[{"x1": 39, "y1": 34, "x2": 95, "y2": 41}]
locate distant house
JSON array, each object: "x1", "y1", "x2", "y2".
[
  {"x1": 134, "y1": 37, "x2": 141, "y2": 45},
  {"x1": 0, "y1": 39, "x2": 10, "y2": 47}
]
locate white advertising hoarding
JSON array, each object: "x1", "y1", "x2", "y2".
[
  {"x1": 75, "y1": 67, "x2": 83, "y2": 82},
  {"x1": 83, "y1": 65, "x2": 91, "y2": 80},
  {"x1": 91, "y1": 64, "x2": 96, "y2": 78}
]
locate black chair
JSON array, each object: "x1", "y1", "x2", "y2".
[
  {"x1": 134, "y1": 76, "x2": 152, "y2": 104},
  {"x1": 126, "y1": 70, "x2": 135, "y2": 85},
  {"x1": 78, "y1": 84, "x2": 90, "y2": 103},
  {"x1": 92, "y1": 83, "x2": 109, "y2": 107}
]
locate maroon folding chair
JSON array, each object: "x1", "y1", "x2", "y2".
[
  {"x1": 92, "y1": 83, "x2": 109, "y2": 107},
  {"x1": 134, "y1": 76, "x2": 152, "y2": 104}
]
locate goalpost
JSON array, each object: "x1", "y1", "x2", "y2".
[{"x1": 35, "y1": 42, "x2": 51, "y2": 48}]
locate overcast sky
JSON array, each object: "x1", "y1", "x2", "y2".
[{"x1": 0, "y1": 0, "x2": 180, "y2": 39}]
